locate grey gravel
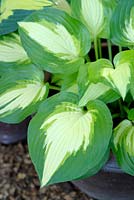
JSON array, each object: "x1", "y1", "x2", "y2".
[{"x1": 0, "y1": 142, "x2": 94, "y2": 200}]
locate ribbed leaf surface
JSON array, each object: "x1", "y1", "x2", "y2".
[
  {"x1": 18, "y1": 7, "x2": 91, "y2": 74},
  {"x1": 0, "y1": 0, "x2": 53, "y2": 35},
  {"x1": 0, "y1": 63, "x2": 48, "y2": 123},
  {"x1": 28, "y1": 92, "x2": 112, "y2": 186},
  {"x1": 111, "y1": 0, "x2": 134, "y2": 48},
  {"x1": 113, "y1": 120, "x2": 134, "y2": 175}
]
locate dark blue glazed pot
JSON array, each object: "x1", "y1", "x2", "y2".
[
  {"x1": 0, "y1": 117, "x2": 30, "y2": 144},
  {"x1": 73, "y1": 155, "x2": 134, "y2": 200}
]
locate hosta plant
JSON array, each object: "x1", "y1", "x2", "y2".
[{"x1": 1, "y1": 0, "x2": 134, "y2": 186}]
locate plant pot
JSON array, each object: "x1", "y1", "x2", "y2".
[
  {"x1": 72, "y1": 155, "x2": 134, "y2": 200},
  {"x1": 0, "y1": 117, "x2": 31, "y2": 144}
]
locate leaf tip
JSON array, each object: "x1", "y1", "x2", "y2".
[{"x1": 18, "y1": 21, "x2": 28, "y2": 29}]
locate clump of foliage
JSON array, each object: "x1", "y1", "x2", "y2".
[{"x1": 1, "y1": 0, "x2": 134, "y2": 186}]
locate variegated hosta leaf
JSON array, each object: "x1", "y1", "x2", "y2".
[
  {"x1": 113, "y1": 50, "x2": 134, "y2": 66},
  {"x1": 114, "y1": 50, "x2": 134, "y2": 100},
  {"x1": 87, "y1": 58, "x2": 131, "y2": 100},
  {"x1": 0, "y1": 0, "x2": 53, "y2": 35},
  {"x1": 0, "y1": 33, "x2": 29, "y2": 66},
  {"x1": 77, "y1": 61, "x2": 113, "y2": 98},
  {"x1": 71, "y1": 0, "x2": 118, "y2": 40},
  {"x1": 71, "y1": 0, "x2": 105, "y2": 40},
  {"x1": 18, "y1": 7, "x2": 91, "y2": 74},
  {"x1": 28, "y1": 92, "x2": 112, "y2": 186},
  {"x1": 77, "y1": 61, "x2": 119, "y2": 105},
  {"x1": 99, "y1": 0, "x2": 119, "y2": 39},
  {"x1": 113, "y1": 120, "x2": 134, "y2": 175},
  {"x1": 88, "y1": 59, "x2": 113, "y2": 83},
  {"x1": 102, "y1": 63, "x2": 131, "y2": 100},
  {"x1": 0, "y1": 64, "x2": 48, "y2": 123},
  {"x1": 79, "y1": 82, "x2": 119, "y2": 106},
  {"x1": 111, "y1": 0, "x2": 134, "y2": 48}
]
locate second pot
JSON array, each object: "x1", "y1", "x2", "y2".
[{"x1": 72, "y1": 156, "x2": 134, "y2": 200}]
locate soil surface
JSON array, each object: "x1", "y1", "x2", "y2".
[{"x1": 0, "y1": 142, "x2": 94, "y2": 200}]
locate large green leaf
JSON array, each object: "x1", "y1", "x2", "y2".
[
  {"x1": 0, "y1": 33, "x2": 29, "y2": 66},
  {"x1": 0, "y1": 0, "x2": 53, "y2": 35},
  {"x1": 110, "y1": 0, "x2": 134, "y2": 48},
  {"x1": 28, "y1": 92, "x2": 112, "y2": 186},
  {"x1": 0, "y1": 63, "x2": 48, "y2": 123},
  {"x1": 18, "y1": 7, "x2": 91, "y2": 74},
  {"x1": 113, "y1": 120, "x2": 134, "y2": 175},
  {"x1": 71, "y1": 0, "x2": 118, "y2": 40}
]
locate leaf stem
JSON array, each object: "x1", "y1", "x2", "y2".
[
  {"x1": 123, "y1": 106, "x2": 129, "y2": 114},
  {"x1": 112, "y1": 113, "x2": 120, "y2": 119},
  {"x1": 107, "y1": 40, "x2": 112, "y2": 62},
  {"x1": 119, "y1": 46, "x2": 122, "y2": 52},
  {"x1": 98, "y1": 38, "x2": 102, "y2": 58},
  {"x1": 94, "y1": 37, "x2": 99, "y2": 60},
  {"x1": 118, "y1": 99, "x2": 124, "y2": 118},
  {"x1": 85, "y1": 54, "x2": 90, "y2": 62},
  {"x1": 49, "y1": 85, "x2": 60, "y2": 91}
]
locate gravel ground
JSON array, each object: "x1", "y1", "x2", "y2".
[{"x1": 0, "y1": 142, "x2": 94, "y2": 200}]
